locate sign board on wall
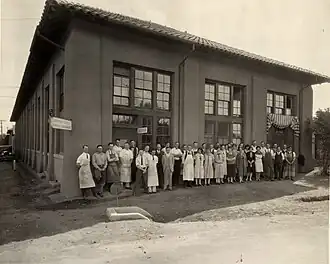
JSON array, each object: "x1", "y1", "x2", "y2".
[
  {"x1": 50, "y1": 117, "x2": 72, "y2": 131},
  {"x1": 137, "y1": 127, "x2": 148, "y2": 134}
]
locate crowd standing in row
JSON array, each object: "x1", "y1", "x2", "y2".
[{"x1": 76, "y1": 139, "x2": 297, "y2": 198}]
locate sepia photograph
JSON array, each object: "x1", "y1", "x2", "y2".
[{"x1": 0, "y1": 0, "x2": 329, "y2": 263}]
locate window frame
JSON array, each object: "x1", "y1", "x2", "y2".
[
  {"x1": 204, "y1": 120, "x2": 243, "y2": 145},
  {"x1": 113, "y1": 62, "x2": 172, "y2": 112},
  {"x1": 205, "y1": 80, "x2": 244, "y2": 118},
  {"x1": 156, "y1": 117, "x2": 171, "y2": 146},
  {"x1": 266, "y1": 91, "x2": 295, "y2": 116}
]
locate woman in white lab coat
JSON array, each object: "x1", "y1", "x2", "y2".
[
  {"x1": 76, "y1": 145, "x2": 97, "y2": 199},
  {"x1": 147, "y1": 149, "x2": 159, "y2": 193}
]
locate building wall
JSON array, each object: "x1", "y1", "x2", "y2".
[
  {"x1": 14, "y1": 20, "x2": 314, "y2": 198},
  {"x1": 14, "y1": 50, "x2": 65, "y2": 182}
]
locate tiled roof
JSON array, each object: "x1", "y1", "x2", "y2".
[
  {"x1": 47, "y1": 0, "x2": 329, "y2": 81},
  {"x1": 10, "y1": 0, "x2": 330, "y2": 121}
]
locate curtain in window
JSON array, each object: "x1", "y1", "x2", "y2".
[{"x1": 266, "y1": 113, "x2": 300, "y2": 137}]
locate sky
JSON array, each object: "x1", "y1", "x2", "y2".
[{"x1": 0, "y1": 0, "x2": 329, "y2": 132}]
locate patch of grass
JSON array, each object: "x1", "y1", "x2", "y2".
[{"x1": 299, "y1": 195, "x2": 329, "y2": 202}]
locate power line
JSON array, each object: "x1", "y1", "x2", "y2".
[
  {"x1": 0, "y1": 86, "x2": 19, "y2": 89},
  {"x1": 1, "y1": 18, "x2": 38, "y2": 21},
  {"x1": 0, "y1": 96, "x2": 16, "y2": 98}
]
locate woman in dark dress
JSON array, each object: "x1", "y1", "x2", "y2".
[
  {"x1": 156, "y1": 143, "x2": 164, "y2": 189},
  {"x1": 245, "y1": 145, "x2": 255, "y2": 181},
  {"x1": 130, "y1": 140, "x2": 139, "y2": 185}
]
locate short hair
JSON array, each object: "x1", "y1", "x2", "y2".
[
  {"x1": 256, "y1": 146, "x2": 261, "y2": 149},
  {"x1": 166, "y1": 146, "x2": 171, "y2": 150},
  {"x1": 96, "y1": 144, "x2": 103, "y2": 148},
  {"x1": 82, "y1": 144, "x2": 88, "y2": 148},
  {"x1": 193, "y1": 141, "x2": 198, "y2": 144},
  {"x1": 108, "y1": 142, "x2": 113, "y2": 146},
  {"x1": 115, "y1": 139, "x2": 120, "y2": 142}
]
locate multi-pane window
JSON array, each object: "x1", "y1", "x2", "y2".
[
  {"x1": 204, "y1": 120, "x2": 215, "y2": 143},
  {"x1": 134, "y1": 70, "x2": 152, "y2": 108},
  {"x1": 45, "y1": 86, "x2": 49, "y2": 153},
  {"x1": 204, "y1": 84, "x2": 215, "y2": 114},
  {"x1": 217, "y1": 122, "x2": 230, "y2": 144},
  {"x1": 157, "y1": 74, "x2": 171, "y2": 110},
  {"x1": 156, "y1": 118, "x2": 170, "y2": 146},
  {"x1": 267, "y1": 91, "x2": 295, "y2": 116},
  {"x1": 285, "y1": 96, "x2": 293, "y2": 116},
  {"x1": 141, "y1": 116, "x2": 153, "y2": 148},
  {"x1": 205, "y1": 81, "x2": 243, "y2": 117},
  {"x1": 204, "y1": 121, "x2": 243, "y2": 144},
  {"x1": 57, "y1": 68, "x2": 64, "y2": 112},
  {"x1": 56, "y1": 68, "x2": 65, "y2": 154},
  {"x1": 267, "y1": 93, "x2": 273, "y2": 114},
  {"x1": 113, "y1": 64, "x2": 172, "y2": 111},
  {"x1": 233, "y1": 86, "x2": 242, "y2": 117},
  {"x1": 217, "y1": 85, "x2": 230, "y2": 116},
  {"x1": 112, "y1": 114, "x2": 137, "y2": 125},
  {"x1": 275, "y1": 94, "x2": 284, "y2": 115},
  {"x1": 37, "y1": 97, "x2": 40, "y2": 150},
  {"x1": 113, "y1": 75, "x2": 130, "y2": 106},
  {"x1": 232, "y1": 123, "x2": 242, "y2": 145}
]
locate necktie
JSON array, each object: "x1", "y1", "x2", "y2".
[
  {"x1": 141, "y1": 156, "x2": 143, "y2": 165},
  {"x1": 86, "y1": 153, "x2": 88, "y2": 159}
]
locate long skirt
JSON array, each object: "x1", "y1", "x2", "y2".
[
  {"x1": 172, "y1": 160, "x2": 181, "y2": 186},
  {"x1": 284, "y1": 163, "x2": 296, "y2": 178},
  {"x1": 214, "y1": 163, "x2": 225, "y2": 179},
  {"x1": 227, "y1": 164, "x2": 236, "y2": 178}
]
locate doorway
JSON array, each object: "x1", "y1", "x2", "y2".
[
  {"x1": 267, "y1": 126, "x2": 294, "y2": 148},
  {"x1": 112, "y1": 114, "x2": 153, "y2": 148}
]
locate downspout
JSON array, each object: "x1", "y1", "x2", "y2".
[{"x1": 178, "y1": 44, "x2": 196, "y2": 143}]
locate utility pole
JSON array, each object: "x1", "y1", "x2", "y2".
[{"x1": 0, "y1": 120, "x2": 5, "y2": 138}]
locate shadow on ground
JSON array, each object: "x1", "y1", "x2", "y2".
[{"x1": 0, "y1": 161, "x2": 314, "y2": 245}]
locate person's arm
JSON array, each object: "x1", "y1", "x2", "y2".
[
  {"x1": 76, "y1": 154, "x2": 82, "y2": 168},
  {"x1": 136, "y1": 156, "x2": 142, "y2": 170},
  {"x1": 271, "y1": 150, "x2": 275, "y2": 159},
  {"x1": 170, "y1": 155, "x2": 174, "y2": 172},
  {"x1": 292, "y1": 152, "x2": 296, "y2": 164},
  {"x1": 103, "y1": 155, "x2": 108, "y2": 171},
  {"x1": 92, "y1": 154, "x2": 100, "y2": 170}
]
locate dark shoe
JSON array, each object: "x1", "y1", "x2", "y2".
[{"x1": 97, "y1": 192, "x2": 104, "y2": 198}]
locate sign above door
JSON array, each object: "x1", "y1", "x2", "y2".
[{"x1": 137, "y1": 127, "x2": 148, "y2": 134}]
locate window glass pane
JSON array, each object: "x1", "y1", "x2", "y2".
[
  {"x1": 141, "y1": 116, "x2": 153, "y2": 148},
  {"x1": 205, "y1": 121, "x2": 215, "y2": 134},
  {"x1": 157, "y1": 73, "x2": 171, "y2": 111},
  {"x1": 267, "y1": 107, "x2": 272, "y2": 114},
  {"x1": 134, "y1": 70, "x2": 153, "y2": 108},
  {"x1": 156, "y1": 118, "x2": 171, "y2": 146},
  {"x1": 113, "y1": 75, "x2": 130, "y2": 106},
  {"x1": 112, "y1": 114, "x2": 136, "y2": 125},
  {"x1": 218, "y1": 123, "x2": 229, "y2": 137}
]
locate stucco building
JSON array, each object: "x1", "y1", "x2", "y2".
[{"x1": 11, "y1": 0, "x2": 329, "y2": 198}]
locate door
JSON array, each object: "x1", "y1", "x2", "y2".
[
  {"x1": 267, "y1": 126, "x2": 294, "y2": 148},
  {"x1": 112, "y1": 127, "x2": 137, "y2": 147}
]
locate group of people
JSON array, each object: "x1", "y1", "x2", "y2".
[{"x1": 76, "y1": 139, "x2": 297, "y2": 198}]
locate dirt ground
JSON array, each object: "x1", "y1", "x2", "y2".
[
  {"x1": 0, "y1": 162, "x2": 328, "y2": 247},
  {"x1": 0, "y1": 193, "x2": 328, "y2": 263}
]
